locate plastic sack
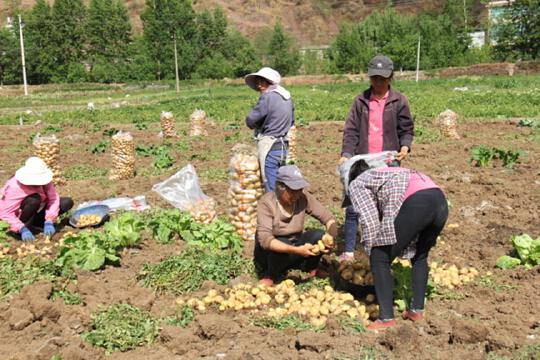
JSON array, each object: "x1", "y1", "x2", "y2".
[
  {"x1": 160, "y1": 111, "x2": 178, "y2": 138},
  {"x1": 437, "y1": 109, "x2": 460, "y2": 139},
  {"x1": 152, "y1": 164, "x2": 216, "y2": 222},
  {"x1": 338, "y1": 151, "x2": 398, "y2": 196},
  {"x1": 227, "y1": 144, "x2": 264, "y2": 241},
  {"x1": 77, "y1": 195, "x2": 150, "y2": 212},
  {"x1": 189, "y1": 109, "x2": 208, "y2": 137},
  {"x1": 286, "y1": 125, "x2": 297, "y2": 164},
  {"x1": 109, "y1": 131, "x2": 135, "y2": 180},
  {"x1": 33, "y1": 134, "x2": 66, "y2": 185}
]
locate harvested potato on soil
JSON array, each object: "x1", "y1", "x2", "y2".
[
  {"x1": 177, "y1": 280, "x2": 377, "y2": 328},
  {"x1": 430, "y1": 262, "x2": 479, "y2": 289}
]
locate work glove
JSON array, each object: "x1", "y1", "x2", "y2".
[
  {"x1": 43, "y1": 221, "x2": 56, "y2": 237},
  {"x1": 20, "y1": 226, "x2": 35, "y2": 242}
]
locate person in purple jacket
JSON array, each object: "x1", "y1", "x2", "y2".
[{"x1": 338, "y1": 55, "x2": 414, "y2": 262}]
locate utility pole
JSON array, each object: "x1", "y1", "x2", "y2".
[
  {"x1": 463, "y1": 0, "x2": 468, "y2": 29},
  {"x1": 173, "y1": 33, "x2": 180, "y2": 93},
  {"x1": 415, "y1": 35, "x2": 421, "y2": 83},
  {"x1": 18, "y1": 14, "x2": 28, "y2": 96}
]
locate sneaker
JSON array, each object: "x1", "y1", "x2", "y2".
[
  {"x1": 338, "y1": 252, "x2": 354, "y2": 262},
  {"x1": 402, "y1": 309, "x2": 424, "y2": 322},
  {"x1": 367, "y1": 319, "x2": 397, "y2": 331},
  {"x1": 258, "y1": 277, "x2": 274, "y2": 286}
]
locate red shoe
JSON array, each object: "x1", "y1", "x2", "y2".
[
  {"x1": 402, "y1": 309, "x2": 424, "y2": 322},
  {"x1": 258, "y1": 277, "x2": 274, "y2": 286},
  {"x1": 367, "y1": 319, "x2": 397, "y2": 331}
]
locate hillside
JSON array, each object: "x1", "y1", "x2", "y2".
[{"x1": 1, "y1": 0, "x2": 484, "y2": 46}]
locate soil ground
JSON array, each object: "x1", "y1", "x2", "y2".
[{"x1": 0, "y1": 119, "x2": 538, "y2": 359}]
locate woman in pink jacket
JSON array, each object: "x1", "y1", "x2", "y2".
[{"x1": 0, "y1": 157, "x2": 73, "y2": 242}]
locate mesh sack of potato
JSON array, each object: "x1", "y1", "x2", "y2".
[
  {"x1": 286, "y1": 125, "x2": 297, "y2": 164},
  {"x1": 437, "y1": 109, "x2": 460, "y2": 140},
  {"x1": 227, "y1": 144, "x2": 264, "y2": 241},
  {"x1": 189, "y1": 109, "x2": 209, "y2": 137},
  {"x1": 160, "y1": 111, "x2": 179, "y2": 138},
  {"x1": 187, "y1": 198, "x2": 217, "y2": 224},
  {"x1": 33, "y1": 134, "x2": 66, "y2": 186},
  {"x1": 109, "y1": 131, "x2": 135, "y2": 180}
]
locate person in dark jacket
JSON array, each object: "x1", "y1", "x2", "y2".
[
  {"x1": 245, "y1": 67, "x2": 294, "y2": 192},
  {"x1": 338, "y1": 55, "x2": 414, "y2": 262}
]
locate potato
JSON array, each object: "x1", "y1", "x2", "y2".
[
  {"x1": 352, "y1": 272, "x2": 364, "y2": 285},
  {"x1": 322, "y1": 233, "x2": 334, "y2": 247},
  {"x1": 341, "y1": 268, "x2": 353, "y2": 281}
]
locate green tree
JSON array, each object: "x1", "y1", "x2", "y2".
[
  {"x1": 141, "y1": 0, "x2": 197, "y2": 80},
  {"x1": 494, "y1": 0, "x2": 540, "y2": 60},
  {"x1": 50, "y1": 0, "x2": 87, "y2": 82},
  {"x1": 267, "y1": 22, "x2": 301, "y2": 76},
  {"x1": 24, "y1": 0, "x2": 55, "y2": 84},
  {"x1": 222, "y1": 30, "x2": 261, "y2": 77},
  {"x1": 0, "y1": 28, "x2": 21, "y2": 85}
]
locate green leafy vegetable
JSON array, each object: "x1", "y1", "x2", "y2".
[{"x1": 495, "y1": 255, "x2": 521, "y2": 269}]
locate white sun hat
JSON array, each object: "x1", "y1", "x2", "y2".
[
  {"x1": 15, "y1": 157, "x2": 53, "y2": 186},
  {"x1": 244, "y1": 67, "x2": 281, "y2": 91}
]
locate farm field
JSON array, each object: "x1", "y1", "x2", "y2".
[{"x1": 0, "y1": 76, "x2": 539, "y2": 360}]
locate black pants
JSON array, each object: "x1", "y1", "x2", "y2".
[
  {"x1": 254, "y1": 229, "x2": 324, "y2": 280},
  {"x1": 19, "y1": 193, "x2": 74, "y2": 230},
  {"x1": 370, "y1": 188, "x2": 448, "y2": 320}
]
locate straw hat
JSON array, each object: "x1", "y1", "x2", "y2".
[
  {"x1": 15, "y1": 157, "x2": 53, "y2": 186},
  {"x1": 244, "y1": 67, "x2": 281, "y2": 91}
]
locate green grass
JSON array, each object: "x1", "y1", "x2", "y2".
[
  {"x1": 139, "y1": 246, "x2": 254, "y2": 295},
  {"x1": 252, "y1": 315, "x2": 321, "y2": 332},
  {"x1": 475, "y1": 275, "x2": 518, "y2": 292},
  {"x1": 0, "y1": 256, "x2": 59, "y2": 301},
  {"x1": 82, "y1": 304, "x2": 160, "y2": 354},
  {"x1": 2, "y1": 75, "x2": 539, "y2": 126},
  {"x1": 64, "y1": 165, "x2": 108, "y2": 180}
]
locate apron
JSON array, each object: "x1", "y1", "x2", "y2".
[{"x1": 255, "y1": 134, "x2": 286, "y2": 186}]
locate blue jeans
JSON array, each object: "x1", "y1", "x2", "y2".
[
  {"x1": 265, "y1": 149, "x2": 287, "y2": 192},
  {"x1": 343, "y1": 159, "x2": 401, "y2": 252}
]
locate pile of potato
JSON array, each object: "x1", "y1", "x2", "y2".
[
  {"x1": 109, "y1": 132, "x2": 135, "y2": 180},
  {"x1": 429, "y1": 262, "x2": 479, "y2": 289},
  {"x1": 338, "y1": 257, "x2": 375, "y2": 286},
  {"x1": 187, "y1": 198, "x2": 217, "y2": 224},
  {"x1": 160, "y1": 111, "x2": 179, "y2": 138},
  {"x1": 33, "y1": 134, "x2": 66, "y2": 186},
  {"x1": 177, "y1": 280, "x2": 376, "y2": 328},
  {"x1": 15, "y1": 243, "x2": 53, "y2": 258},
  {"x1": 286, "y1": 125, "x2": 297, "y2": 164},
  {"x1": 228, "y1": 147, "x2": 264, "y2": 241},
  {"x1": 189, "y1": 109, "x2": 208, "y2": 137},
  {"x1": 76, "y1": 214, "x2": 102, "y2": 228}
]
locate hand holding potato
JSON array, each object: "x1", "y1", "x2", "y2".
[{"x1": 296, "y1": 244, "x2": 316, "y2": 257}]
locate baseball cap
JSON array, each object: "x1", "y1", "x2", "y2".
[
  {"x1": 367, "y1": 55, "x2": 394, "y2": 78},
  {"x1": 276, "y1": 165, "x2": 310, "y2": 190}
]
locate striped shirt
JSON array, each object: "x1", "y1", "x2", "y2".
[{"x1": 349, "y1": 168, "x2": 415, "y2": 258}]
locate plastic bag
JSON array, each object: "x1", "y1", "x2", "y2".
[
  {"x1": 227, "y1": 144, "x2": 264, "y2": 241},
  {"x1": 286, "y1": 125, "x2": 297, "y2": 164},
  {"x1": 437, "y1": 109, "x2": 460, "y2": 139},
  {"x1": 109, "y1": 131, "x2": 135, "y2": 180},
  {"x1": 338, "y1": 151, "x2": 398, "y2": 196},
  {"x1": 189, "y1": 109, "x2": 208, "y2": 137},
  {"x1": 77, "y1": 195, "x2": 150, "y2": 212},
  {"x1": 152, "y1": 164, "x2": 216, "y2": 222},
  {"x1": 160, "y1": 111, "x2": 178, "y2": 138},
  {"x1": 33, "y1": 134, "x2": 66, "y2": 185}
]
